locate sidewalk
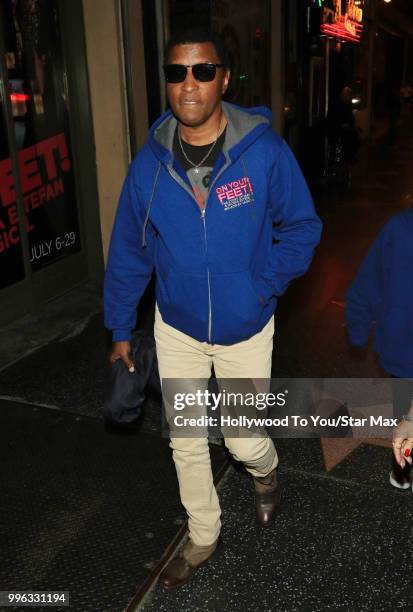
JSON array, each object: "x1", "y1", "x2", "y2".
[
  {"x1": 1, "y1": 127, "x2": 413, "y2": 611},
  {"x1": 141, "y1": 442, "x2": 412, "y2": 612},
  {"x1": 0, "y1": 310, "x2": 227, "y2": 612}
]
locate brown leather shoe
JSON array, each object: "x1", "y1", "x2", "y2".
[
  {"x1": 159, "y1": 537, "x2": 223, "y2": 589},
  {"x1": 254, "y1": 468, "x2": 282, "y2": 527}
]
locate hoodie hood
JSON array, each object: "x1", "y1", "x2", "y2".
[{"x1": 149, "y1": 102, "x2": 272, "y2": 165}]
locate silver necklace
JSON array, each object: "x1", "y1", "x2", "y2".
[{"x1": 178, "y1": 115, "x2": 223, "y2": 174}]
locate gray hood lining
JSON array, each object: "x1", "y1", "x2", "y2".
[
  {"x1": 153, "y1": 114, "x2": 177, "y2": 154},
  {"x1": 221, "y1": 102, "x2": 269, "y2": 154}
]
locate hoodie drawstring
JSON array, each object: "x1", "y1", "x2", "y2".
[
  {"x1": 142, "y1": 161, "x2": 161, "y2": 247},
  {"x1": 241, "y1": 156, "x2": 256, "y2": 222}
]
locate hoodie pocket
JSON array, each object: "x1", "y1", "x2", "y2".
[
  {"x1": 157, "y1": 270, "x2": 209, "y2": 332},
  {"x1": 211, "y1": 271, "x2": 267, "y2": 336}
]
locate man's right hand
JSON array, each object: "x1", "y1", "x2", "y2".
[{"x1": 110, "y1": 341, "x2": 135, "y2": 372}]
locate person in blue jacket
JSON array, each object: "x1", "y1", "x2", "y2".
[
  {"x1": 346, "y1": 209, "x2": 413, "y2": 490},
  {"x1": 104, "y1": 28, "x2": 322, "y2": 588}
]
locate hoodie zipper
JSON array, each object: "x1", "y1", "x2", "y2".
[
  {"x1": 201, "y1": 208, "x2": 212, "y2": 343},
  {"x1": 166, "y1": 161, "x2": 232, "y2": 344},
  {"x1": 201, "y1": 163, "x2": 233, "y2": 344}
]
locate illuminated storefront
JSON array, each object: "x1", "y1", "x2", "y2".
[
  {"x1": 0, "y1": 0, "x2": 102, "y2": 324},
  {"x1": 299, "y1": 0, "x2": 369, "y2": 181}
]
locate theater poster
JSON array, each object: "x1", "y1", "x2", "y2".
[{"x1": 0, "y1": 0, "x2": 81, "y2": 289}]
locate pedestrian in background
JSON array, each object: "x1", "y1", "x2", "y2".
[
  {"x1": 326, "y1": 85, "x2": 360, "y2": 187},
  {"x1": 345, "y1": 209, "x2": 413, "y2": 490}
]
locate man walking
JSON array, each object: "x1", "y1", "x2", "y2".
[{"x1": 104, "y1": 28, "x2": 322, "y2": 588}]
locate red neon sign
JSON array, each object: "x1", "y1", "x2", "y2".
[
  {"x1": 10, "y1": 93, "x2": 30, "y2": 102},
  {"x1": 321, "y1": 1, "x2": 363, "y2": 43},
  {"x1": 321, "y1": 18, "x2": 363, "y2": 43}
]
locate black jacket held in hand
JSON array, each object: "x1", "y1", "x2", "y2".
[{"x1": 103, "y1": 332, "x2": 159, "y2": 425}]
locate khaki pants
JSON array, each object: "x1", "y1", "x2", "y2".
[{"x1": 154, "y1": 306, "x2": 278, "y2": 546}]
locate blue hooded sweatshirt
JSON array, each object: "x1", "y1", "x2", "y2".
[
  {"x1": 104, "y1": 102, "x2": 322, "y2": 345},
  {"x1": 346, "y1": 209, "x2": 413, "y2": 377}
]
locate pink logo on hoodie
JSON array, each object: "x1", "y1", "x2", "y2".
[{"x1": 215, "y1": 176, "x2": 255, "y2": 211}]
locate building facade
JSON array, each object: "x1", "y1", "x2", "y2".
[{"x1": 1, "y1": 0, "x2": 411, "y2": 327}]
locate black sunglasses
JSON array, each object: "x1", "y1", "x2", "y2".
[{"x1": 163, "y1": 63, "x2": 224, "y2": 83}]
